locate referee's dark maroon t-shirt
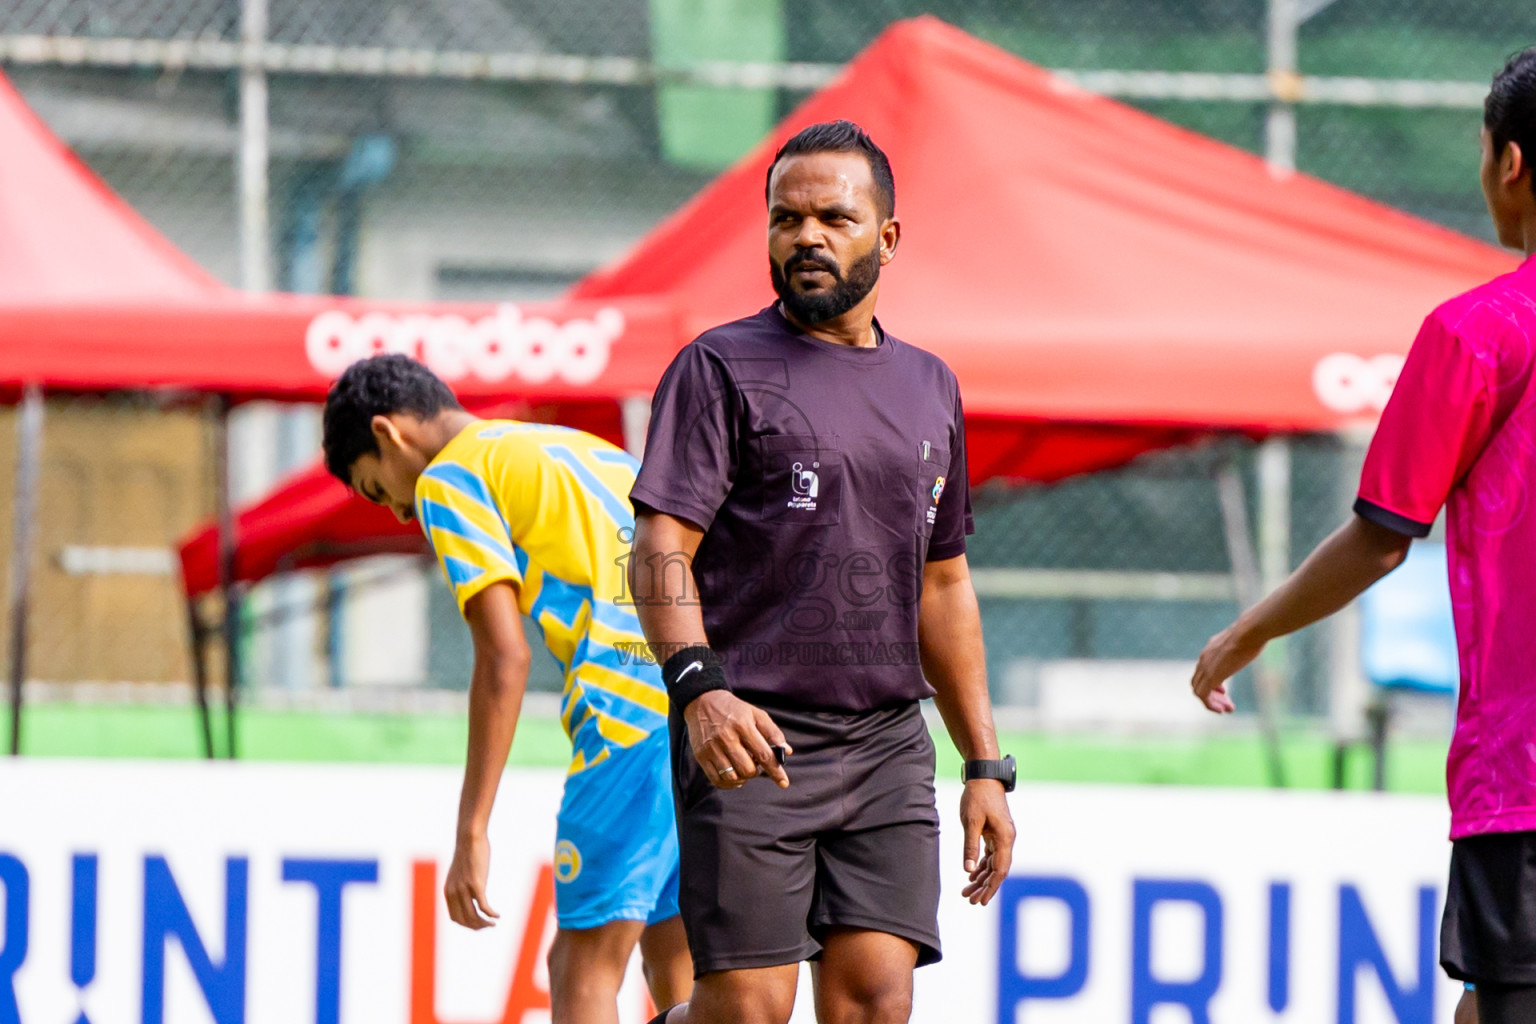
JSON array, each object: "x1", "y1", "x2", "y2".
[{"x1": 631, "y1": 304, "x2": 973, "y2": 712}]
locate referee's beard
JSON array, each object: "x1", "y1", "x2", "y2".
[{"x1": 770, "y1": 246, "x2": 881, "y2": 326}]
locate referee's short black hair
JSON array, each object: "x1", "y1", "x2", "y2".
[
  {"x1": 766, "y1": 120, "x2": 896, "y2": 220},
  {"x1": 322, "y1": 354, "x2": 461, "y2": 482},
  {"x1": 1486, "y1": 47, "x2": 1536, "y2": 195}
]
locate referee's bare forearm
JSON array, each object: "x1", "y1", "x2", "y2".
[
  {"x1": 629, "y1": 511, "x2": 711, "y2": 655},
  {"x1": 918, "y1": 554, "x2": 1000, "y2": 761}
]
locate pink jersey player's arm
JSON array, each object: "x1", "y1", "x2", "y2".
[
  {"x1": 1196, "y1": 308, "x2": 1492, "y2": 713},
  {"x1": 444, "y1": 581, "x2": 532, "y2": 930},
  {"x1": 1190, "y1": 515, "x2": 1411, "y2": 712}
]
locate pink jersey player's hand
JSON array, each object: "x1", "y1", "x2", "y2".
[{"x1": 1191, "y1": 626, "x2": 1263, "y2": 713}]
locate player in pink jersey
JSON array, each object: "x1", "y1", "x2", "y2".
[{"x1": 1191, "y1": 48, "x2": 1536, "y2": 1024}]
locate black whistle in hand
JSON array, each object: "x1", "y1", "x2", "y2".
[{"x1": 771, "y1": 745, "x2": 787, "y2": 766}]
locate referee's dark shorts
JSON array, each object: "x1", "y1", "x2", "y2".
[{"x1": 669, "y1": 698, "x2": 942, "y2": 975}]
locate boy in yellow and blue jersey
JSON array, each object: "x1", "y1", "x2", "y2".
[{"x1": 322, "y1": 354, "x2": 692, "y2": 1022}]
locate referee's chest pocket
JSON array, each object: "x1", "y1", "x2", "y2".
[
  {"x1": 915, "y1": 444, "x2": 951, "y2": 538},
  {"x1": 755, "y1": 434, "x2": 842, "y2": 526}
]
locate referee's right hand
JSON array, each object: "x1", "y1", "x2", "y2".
[{"x1": 684, "y1": 690, "x2": 792, "y2": 790}]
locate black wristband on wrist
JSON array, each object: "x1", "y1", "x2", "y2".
[{"x1": 661, "y1": 645, "x2": 730, "y2": 712}]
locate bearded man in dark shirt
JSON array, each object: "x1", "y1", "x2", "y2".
[{"x1": 630, "y1": 120, "x2": 1015, "y2": 1024}]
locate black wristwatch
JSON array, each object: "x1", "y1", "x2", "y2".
[{"x1": 963, "y1": 754, "x2": 1016, "y2": 792}]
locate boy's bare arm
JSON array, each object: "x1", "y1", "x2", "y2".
[{"x1": 445, "y1": 582, "x2": 532, "y2": 929}]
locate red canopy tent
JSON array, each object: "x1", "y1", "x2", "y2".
[
  {"x1": 0, "y1": 68, "x2": 681, "y2": 402},
  {"x1": 178, "y1": 15, "x2": 1517, "y2": 600},
  {"x1": 575, "y1": 16, "x2": 1515, "y2": 476},
  {"x1": 0, "y1": 66, "x2": 685, "y2": 754}
]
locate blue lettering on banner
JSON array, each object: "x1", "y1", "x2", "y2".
[
  {"x1": 142, "y1": 856, "x2": 248, "y2": 1024},
  {"x1": 0, "y1": 854, "x2": 27, "y2": 1024},
  {"x1": 1337, "y1": 884, "x2": 1435, "y2": 1024},
  {"x1": 996, "y1": 875, "x2": 1090, "y2": 1023},
  {"x1": 1131, "y1": 879, "x2": 1223, "y2": 1024},
  {"x1": 1269, "y1": 882, "x2": 1291, "y2": 1013},
  {"x1": 73, "y1": 854, "x2": 98, "y2": 989},
  {"x1": 73, "y1": 853, "x2": 99, "y2": 1024},
  {"x1": 282, "y1": 858, "x2": 379, "y2": 1024}
]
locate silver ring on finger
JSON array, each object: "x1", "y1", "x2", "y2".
[{"x1": 718, "y1": 765, "x2": 737, "y2": 777}]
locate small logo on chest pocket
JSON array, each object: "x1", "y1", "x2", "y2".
[
  {"x1": 789, "y1": 461, "x2": 820, "y2": 510},
  {"x1": 928, "y1": 475, "x2": 945, "y2": 524}
]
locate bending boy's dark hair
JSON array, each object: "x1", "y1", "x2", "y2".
[
  {"x1": 1486, "y1": 47, "x2": 1536, "y2": 196},
  {"x1": 322, "y1": 354, "x2": 461, "y2": 482},
  {"x1": 765, "y1": 120, "x2": 896, "y2": 220}
]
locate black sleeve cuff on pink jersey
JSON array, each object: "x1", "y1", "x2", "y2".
[{"x1": 1353, "y1": 497, "x2": 1433, "y2": 539}]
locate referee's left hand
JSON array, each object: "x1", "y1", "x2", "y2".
[{"x1": 959, "y1": 780, "x2": 1015, "y2": 906}]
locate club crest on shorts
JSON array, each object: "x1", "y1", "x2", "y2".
[{"x1": 554, "y1": 840, "x2": 583, "y2": 883}]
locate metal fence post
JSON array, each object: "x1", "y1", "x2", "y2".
[
  {"x1": 1269, "y1": 0, "x2": 1351, "y2": 173},
  {"x1": 239, "y1": 0, "x2": 271, "y2": 295},
  {"x1": 1256, "y1": 437, "x2": 1293, "y2": 704},
  {"x1": 1266, "y1": 0, "x2": 1300, "y2": 174},
  {"x1": 621, "y1": 395, "x2": 652, "y2": 459},
  {"x1": 226, "y1": 0, "x2": 269, "y2": 748},
  {"x1": 1330, "y1": 427, "x2": 1374, "y2": 738},
  {"x1": 7, "y1": 385, "x2": 43, "y2": 756}
]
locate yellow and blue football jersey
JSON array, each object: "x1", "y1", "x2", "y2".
[{"x1": 414, "y1": 420, "x2": 667, "y2": 775}]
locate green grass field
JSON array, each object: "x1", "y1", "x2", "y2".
[{"x1": 0, "y1": 702, "x2": 1448, "y2": 794}]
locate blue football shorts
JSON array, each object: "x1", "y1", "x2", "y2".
[{"x1": 552, "y1": 726, "x2": 680, "y2": 931}]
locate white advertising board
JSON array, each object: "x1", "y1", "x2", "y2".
[{"x1": 0, "y1": 760, "x2": 1461, "y2": 1023}]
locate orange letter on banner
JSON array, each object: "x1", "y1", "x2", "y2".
[
  {"x1": 410, "y1": 860, "x2": 556, "y2": 1024},
  {"x1": 499, "y1": 864, "x2": 555, "y2": 1022}
]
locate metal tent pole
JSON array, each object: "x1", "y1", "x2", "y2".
[
  {"x1": 7, "y1": 385, "x2": 43, "y2": 756},
  {"x1": 1216, "y1": 455, "x2": 1288, "y2": 788},
  {"x1": 188, "y1": 596, "x2": 215, "y2": 759},
  {"x1": 215, "y1": 398, "x2": 241, "y2": 759}
]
